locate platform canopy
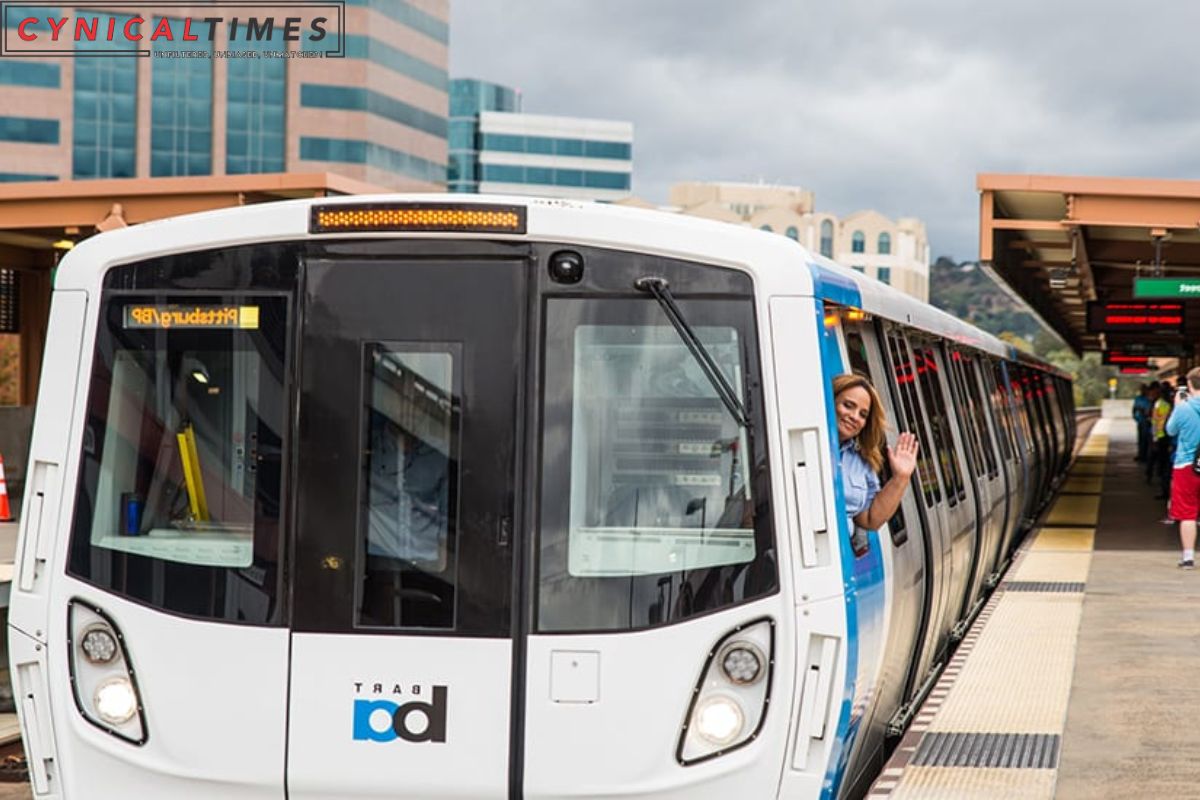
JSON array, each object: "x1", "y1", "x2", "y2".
[
  {"x1": 978, "y1": 173, "x2": 1200, "y2": 359},
  {"x1": 0, "y1": 172, "x2": 388, "y2": 404}
]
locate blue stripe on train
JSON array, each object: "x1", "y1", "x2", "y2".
[{"x1": 807, "y1": 263, "x2": 886, "y2": 800}]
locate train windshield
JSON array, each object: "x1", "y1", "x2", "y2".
[{"x1": 537, "y1": 293, "x2": 776, "y2": 632}]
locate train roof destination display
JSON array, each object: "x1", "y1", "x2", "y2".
[{"x1": 1085, "y1": 302, "x2": 1185, "y2": 334}]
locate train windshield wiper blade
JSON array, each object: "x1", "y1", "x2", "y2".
[{"x1": 634, "y1": 276, "x2": 750, "y2": 429}]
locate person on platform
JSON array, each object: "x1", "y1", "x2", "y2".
[{"x1": 1165, "y1": 368, "x2": 1200, "y2": 569}]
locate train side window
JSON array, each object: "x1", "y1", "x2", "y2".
[
  {"x1": 844, "y1": 328, "x2": 871, "y2": 378},
  {"x1": 964, "y1": 359, "x2": 999, "y2": 477},
  {"x1": 946, "y1": 349, "x2": 985, "y2": 479},
  {"x1": 914, "y1": 345, "x2": 965, "y2": 504},
  {"x1": 845, "y1": 325, "x2": 907, "y2": 544},
  {"x1": 989, "y1": 362, "x2": 1016, "y2": 460},
  {"x1": 356, "y1": 344, "x2": 459, "y2": 629},
  {"x1": 886, "y1": 332, "x2": 941, "y2": 506}
]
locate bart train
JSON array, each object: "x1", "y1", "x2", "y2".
[{"x1": 8, "y1": 196, "x2": 1073, "y2": 799}]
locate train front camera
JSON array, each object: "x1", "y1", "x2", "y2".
[{"x1": 548, "y1": 250, "x2": 584, "y2": 284}]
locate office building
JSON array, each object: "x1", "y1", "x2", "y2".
[
  {"x1": 448, "y1": 79, "x2": 521, "y2": 192},
  {"x1": 449, "y1": 79, "x2": 632, "y2": 201}
]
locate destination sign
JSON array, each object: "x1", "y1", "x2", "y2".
[
  {"x1": 1085, "y1": 302, "x2": 1185, "y2": 334},
  {"x1": 124, "y1": 304, "x2": 260, "y2": 330},
  {"x1": 1133, "y1": 278, "x2": 1200, "y2": 298},
  {"x1": 1100, "y1": 341, "x2": 1193, "y2": 357},
  {"x1": 1119, "y1": 366, "x2": 1151, "y2": 375},
  {"x1": 1101, "y1": 352, "x2": 1151, "y2": 367}
]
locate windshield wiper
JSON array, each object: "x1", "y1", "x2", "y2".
[{"x1": 634, "y1": 276, "x2": 750, "y2": 429}]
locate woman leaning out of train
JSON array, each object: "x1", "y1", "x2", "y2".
[{"x1": 833, "y1": 373, "x2": 920, "y2": 530}]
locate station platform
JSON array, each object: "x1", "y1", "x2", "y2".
[{"x1": 868, "y1": 416, "x2": 1196, "y2": 798}]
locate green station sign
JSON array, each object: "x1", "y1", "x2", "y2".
[{"x1": 1133, "y1": 277, "x2": 1200, "y2": 298}]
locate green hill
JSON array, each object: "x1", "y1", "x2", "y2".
[{"x1": 927, "y1": 257, "x2": 1041, "y2": 341}]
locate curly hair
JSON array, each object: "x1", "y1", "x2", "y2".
[{"x1": 832, "y1": 373, "x2": 888, "y2": 473}]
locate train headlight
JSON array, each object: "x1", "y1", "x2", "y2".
[
  {"x1": 94, "y1": 677, "x2": 138, "y2": 725},
  {"x1": 677, "y1": 618, "x2": 775, "y2": 765},
  {"x1": 719, "y1": 642, "x2": 765, "y2": 685},
  {"x1": 80, "y1": 626, "x2": 118, "y2": 664},
  {"x1": 694, "y1": 696, "x2": 745, "y2": 746},
  {"x1": 69, "y1": 601, "x2": 147, "y2": 745}
]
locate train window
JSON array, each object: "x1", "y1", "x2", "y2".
[
  {"x1": 537, "y1": 296, "x2": 776, "y2": 632},
  {"x1": 68, "y1": 292, "x2": 289, "y2": 624},
  {"x1": 886, "y1": 332, "x2": 941, "y2": 506},
  {"x1": 914, "y1": 345, "x2": 965, "y2": 504},
  {"x1": 964, "y1": 359, "x2": 999, "y2": 477},
  {"x1": 356, "y1": 344, "x2": 459, "y2": 629},
  {"x1": 989, "y1": 362, "x2": 1015, "y2": 460},
  {"x1": 946, "y1": 349, "x2": 985, "y2": 478},
  {"x1": 845, "y1": 329, "x2": 871, "y2": 378},
  {"x1": 845, "y1": 325, "x2": 907, "y2": 544}
]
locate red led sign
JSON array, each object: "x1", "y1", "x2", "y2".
[
  {"x1": 1101, "y1": 352, "x2": 1151, "y2": 366},
  {"x1": 1086, "y1": 302, "x2": 1185, "y2": 334}
]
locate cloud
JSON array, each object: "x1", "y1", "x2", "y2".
[{"x1": 451, "y1": 0, "x2": 1200, "y2": 259}]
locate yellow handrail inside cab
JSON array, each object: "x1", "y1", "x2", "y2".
[{"x1": 176, "y1": 424, "x2": 210, "y2": 522}]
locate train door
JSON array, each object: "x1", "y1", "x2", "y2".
[
  {"x1": 1004, "y1": 364, "x2": 1039, "y2": 528},
  {"x1": 962, "y1": 357, "x2": 1011, "y2": 584},
  {"x1": 986, "y1": 360, "x2": 1026, "y2": 562},
  {"x1": 945, "y1": 348, "x2": 1002, "y2": 618},
  {"x1": 838, "y1": 321, "x2": 927, "y2": 796},
  {"x1": 908, "y1": 339, "x2": 976, "y2": 635},
  {"x1": 286, "y1": 253, "x2": 525, "y2": 799},
  {"x1": 880, "y1": 327, "x2": 952, "y2": 695}
]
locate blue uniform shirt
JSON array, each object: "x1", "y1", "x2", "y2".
[
  {"x1": 840, "y1": 439, "x2": 881, "y2": 517},
  {"x1": 1166, "y1": 396, "x2": 1200, "y2": 467}
]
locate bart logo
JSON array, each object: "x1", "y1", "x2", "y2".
[{"x1": 353, "y1": 686, "x2": 448, "y2": 743}]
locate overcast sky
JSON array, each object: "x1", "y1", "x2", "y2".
[{"x1": 450, "y1": 1, "x2": 1200, "y2": 261}]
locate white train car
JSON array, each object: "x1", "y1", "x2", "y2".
[{"x1": 8, "y1": 197, "x2": 1072, "y2": 799}]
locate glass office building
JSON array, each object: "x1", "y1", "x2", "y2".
[{"x1": 449, "y1": 78, "x2": 633, "y2": 201}]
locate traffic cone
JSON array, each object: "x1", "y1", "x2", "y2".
[{"x1": 0, "y1": 455, "x2": 13, "y2": 522}]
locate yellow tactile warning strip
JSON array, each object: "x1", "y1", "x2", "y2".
[
  {"x1": 1028, "y1": 527, "x2": 1094, "y2": 553},
  {"x1": 1058, "y1": 476, "x2": 1103, "y2": 494},
  {"x1": 869, "y1": 421, "x2": 1107, "y2": 799},
  {"x1": 1042, "y1": 495, "x2": 1100, "y2": 527},
  {"x1": 880, "y1": 766, "x2": 1057, "y2": 798},
  {"x1": 1008, "y1": 552, "x2": 1091, "y2": 583}
]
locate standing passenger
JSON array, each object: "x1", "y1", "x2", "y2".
[
  {"x1": 1133, "y1": 385, "x2": 1152, "y2": 463},
  {"x1": 1165, "y1": 368, "x2": 1200, "y2": 569},
  {"x1": 1150, "y1": 383, "x2": 1172, "y2": 500},
  {"x1": 833, "y1": 374, "x2": 920, "y2": 530}
]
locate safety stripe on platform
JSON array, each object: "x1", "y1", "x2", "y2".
[
  {"x1": 911, "y1": 732, "x2": 1060, "y2": 768},
  {"x1": 870, "y1": 422, "x2": 1107, "y2": 798},
  {"x1": 1058, "y1": 475, "x2": 1103, "y2": 494},
  {"x1": 1000, "y1": 581, "x2": 1085, "y2": 593},
  {"x1": 877, "y1": 767, "x2": 1057, "y2": 799},
  {"x1": 1008, "y1": 551, "x2": 1092, "y2": 582},
  {"x1": 1043, "y1": 494, "x2": 1100, "y2": 527},
  {"x1": 1029, "y1": 527, "x2": 1094, "y2": 552}
]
